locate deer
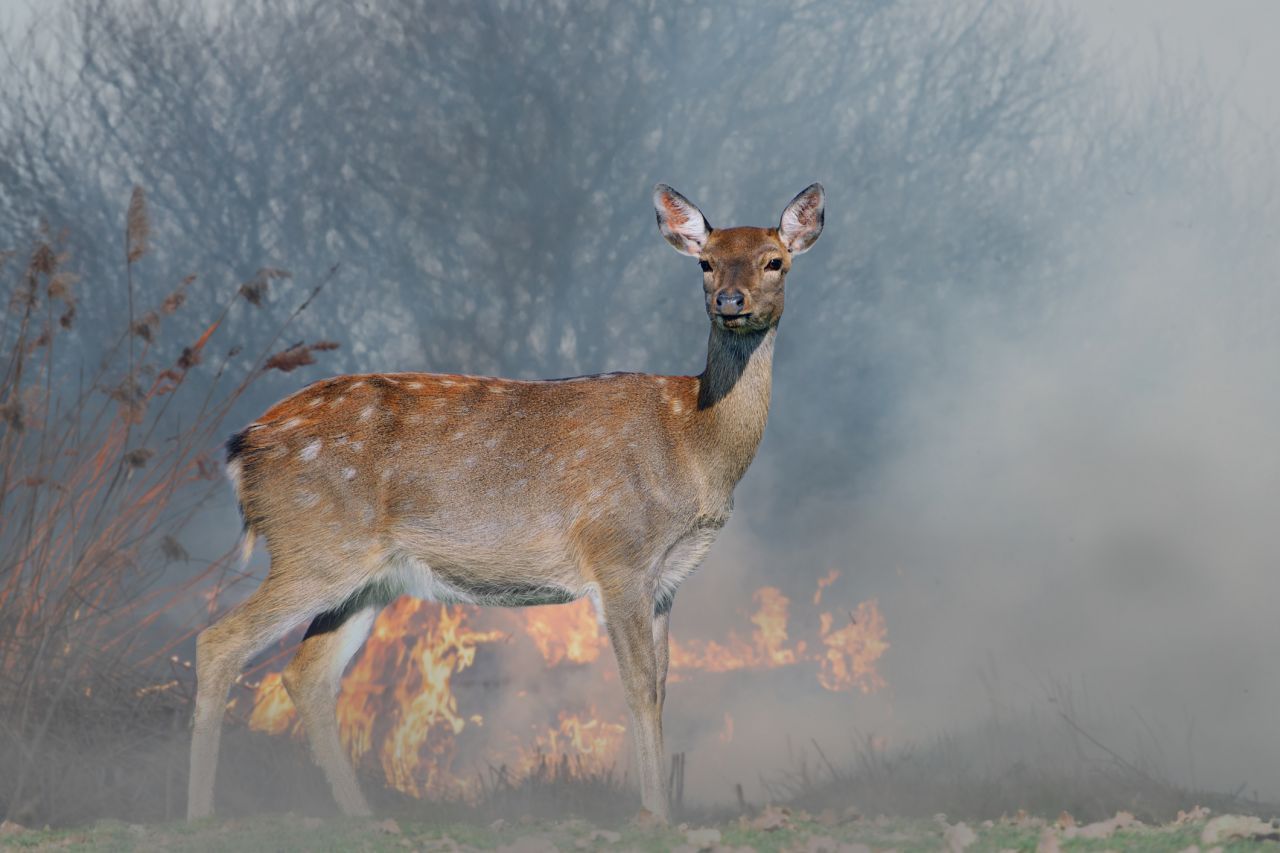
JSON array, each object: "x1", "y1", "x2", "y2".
[{"x1": 187, "y1": 183, "x2": 824, "y2": 823}]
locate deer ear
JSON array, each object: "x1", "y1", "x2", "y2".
[
  {"x1": 654, "y1": 184, "x2": 712, "y2": 256},
  {"x1": 779, "y1": 183, "x2": 824, "y2": 255}
]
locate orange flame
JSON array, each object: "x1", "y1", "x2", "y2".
[
  {"x1": 505, "y1": 708, "x2": 628, "y2": 779},
  {"x1": 818, "y1": 599, "x2": 889, "y2": 693},
  {"x1": 248, "y1": 570, "x2": 889, "y2": 798},
  {"x1": 813, "y1": 568, "x2": 840, "y2": 605},
  {"x1": 520, "y1": 598, "x2": 604, "y2": 666}
]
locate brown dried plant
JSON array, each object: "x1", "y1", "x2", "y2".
[{"x1": 0, "y1": 195, "x2": 339, "y2": 826}]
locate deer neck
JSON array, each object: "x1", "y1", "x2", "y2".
[{"x1": 691, "y1": 323, "x2": 777, "y2": 494}]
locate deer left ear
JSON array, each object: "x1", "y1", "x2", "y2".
[{"x1": 779, "y1": 183, "x2": 824, "y2": 255}]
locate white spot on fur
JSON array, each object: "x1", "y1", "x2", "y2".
[
  {"x1": 297, "y1": 491, "x2": 320, "y2": 508},
  {"x1": 281, "y1": 417, "x2": 302, "y2": 430},
  {"x1": 440, "y1": 379, "x2": 455, "y2": 387},
  {"x1": 360, "y1": 406, "x2": 374, "y2": 420},
  {"x1": 349, "y1": 380, "x2": 365, "y2": 389},
  {"x1": 307, "y1": 397, "x2": 323, "y2": 408},
  {"x1": 330, "y1": 396, "x2": 345, "y2": 408},
  {"x1": 670, "y1": 400, "x2": 684, "y2": 414},
  {"x1": 487, "y1": 385, "x2": 507, "y2": 394},
  {"x1": 300, "y1": 439, "x2": 322, "y2": 461},
  {"x1": 350, "y1": 440, "x2": 364, "y2": 453},
  {"x1": 406, "y1": 382, "x2": 423, "y2": 390},
  {"x1": 343, "y1": 467, "x2": 357, "y2": 480}
]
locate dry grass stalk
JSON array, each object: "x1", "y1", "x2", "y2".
[{"x1": 0, "y1": 193, "x2": 339, "y2": 827}]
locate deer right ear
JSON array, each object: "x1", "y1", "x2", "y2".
[{"x1": 653, "y1": 184, "x2": 711, "y2": 256}]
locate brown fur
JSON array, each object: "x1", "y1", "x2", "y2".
[{"x1": 188, "y1": 183, "x2": 824, "y2": 822}]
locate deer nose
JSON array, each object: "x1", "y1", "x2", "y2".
[{"x1": 715, "y1": 290, "x2": 746, "y2": 315}]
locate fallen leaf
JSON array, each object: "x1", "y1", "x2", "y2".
[
  {"x1": 1175, "y1": 806, "x2": 1211, "y2": 825},
  {"x1": 1201, "y1": 814, "x2": 1280, "y2": 844},
  {"x1": 1065, "y1": 811, "x2": 1139, "y2": 840},
  {"x1": 1056, "y1": 811, "x2": 1076, "y2": 829},
  {"x1": 1005, "y1": 810, "x2": 1045, "y2": 830},
  {"x1": 943, "y1": 822, "x2": 977, "y2": 852},
  {"x1": 1035, "y1": 828, "x2": 1061, "y2": 853},
  {"x1": 684, "y1": 827, "x2": 721, "y2": 849},
  {"x1": 744, "y1": 805, "x2": 792, "y2": 831},
  {"x1": 631, "y1": 809, "x2": 666, "y2": 830}
]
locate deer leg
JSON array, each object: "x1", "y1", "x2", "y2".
[
  {"x1": 188, "y1": 570, "x2": 339, "y2": 820},
  {"x1": 282, "y1": 605, "x2": 379, "y2": 816},
  {"x1": 603, "y1": 589, "x2": 669, "y2": 822},
  {"x1": 653, "y1": 606, "x2": 671, "y2": 722}
]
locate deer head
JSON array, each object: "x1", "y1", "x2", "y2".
[{"x1": 654, "y1": 183, "x2": 825, "y2": 333}]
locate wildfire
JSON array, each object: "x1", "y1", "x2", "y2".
[
  {"x1": 519, "y1": 598, "x2": 603, "y2": 666},
  {"x1": 247, "y1": 570, "x2": 888, "y2": 799},
  {"x1": 818, "y1": 599, "x2": 889, "y2": 693},
  {"x1": 813, "y1": 568, "x2": 840, "y2": 605},
  {"x1": 505, "y1": 709, "x2": 628, "y2": 779}
]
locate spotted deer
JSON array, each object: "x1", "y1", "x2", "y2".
[{"x1": 187, "y1": 183, "x2": 825, "y2": 822}]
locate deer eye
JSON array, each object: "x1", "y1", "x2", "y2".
[
  {"x1": 699, "y1": 260, "x2": 712, "y2": 273},
  {"x1": 766, "y1": 258, "x2": 783, "y2": 271}
]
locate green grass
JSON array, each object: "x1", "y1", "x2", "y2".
[{"x1": 1, "y1": 812, "x2": 1272, "y2": 852}]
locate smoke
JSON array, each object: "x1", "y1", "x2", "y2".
[
  {"x1": 3, "y1": 0, "x2": 1278, "y2": 817},
  {"x1": 669, "y1": 184, "x2": 1280, "y2": 802}
]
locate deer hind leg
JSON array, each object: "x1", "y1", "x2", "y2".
[
  {"x1": 603, "y1": 587, "x2": 669, "y2": 822},
  {"x1": 282, "y1": 603, "x2": 380, "y2": 817},
  {"x1": 187, "y1": 561, "x2": 366, "y2": 820}
]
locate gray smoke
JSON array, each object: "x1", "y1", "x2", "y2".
[{"x1": 2, "y1": 0, "x2": 1276, "y2": 808}]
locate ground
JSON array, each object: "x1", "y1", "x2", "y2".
[{"x1": 2, "y1": 809, "x2": 1276, "y2": 852}]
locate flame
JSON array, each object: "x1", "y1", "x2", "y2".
[
  {"x1": 247, "y1": 672, "x2": 297, "y2": 736},
  {"x1": 248, "y1": 570, "x2": 889, "y2": 798},
  {"x1": 520, "y1": 598, "x2": 605, "y2": 666},
  {"x1": 813, "y1": 568, "x2": 840, "y2": 605},
  {"x1": 505, "y1": 708, "x2": 628, "y2": 778},
  {"x1": 668, "y1": 586, "x2": 802, "y2": 673},
  {"x1": 817, "y1": 599, "x2": 889, "y2": 693},
  {"x1": 249, "y1": 597, "x2": 504, "y2": 799}
]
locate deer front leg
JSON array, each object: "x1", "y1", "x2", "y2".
[
  {"x1": 653, "y1": 606, "x2": 670, "y2": 729},
  {"x1": 603, "y1": 589, "x2": 669, "y2": 822}
]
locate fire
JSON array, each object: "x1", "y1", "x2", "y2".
[
  {"x1": 668, "y1": 586, "x2": 804, "y2": 673},
  {"x1": 376, "y1": 601, "x2": 504, "y2": 797},
  {"x1": 247, "y1": 672, "x2": 297, "y2": 736},
  {"x1": 247, "y1": 570, "x2": 889, "y2": 798},
  {"x1": 506, "y1": 709, "x2": 628, "y2": 779},
  {"x1": 249, "y1": 598, "x2": 505, "y2": 799},
  {"x1": 813, "y1": 568, "x2": 840, "y2": 605},
  {"x1": 519, "y1": 598, "x2": 604, "y2": 666},
  {"x1": 817, "y1": 599, "x2": 889, "y2": 693}
]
